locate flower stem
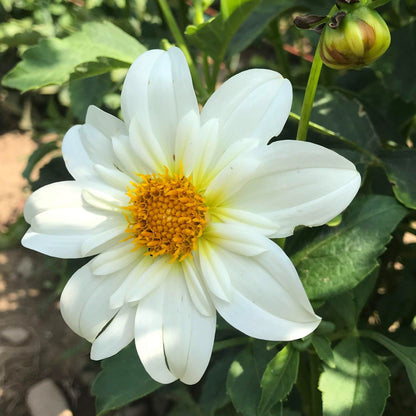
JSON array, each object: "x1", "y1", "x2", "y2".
[
  {"x1": 157, "y1": 0, "x2": 208, "y2": 101},
  {"x1": 296, "y1": 45, "x2": 323, "y2": 141},
  {"x1": 309, "y1": 352, "x2": 323, "y2": 416}
]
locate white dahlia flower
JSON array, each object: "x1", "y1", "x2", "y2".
[{"x1": 22, "y1": 47, "x2": 360, "y2": 384}]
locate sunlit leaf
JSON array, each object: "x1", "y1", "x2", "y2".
[
  {"x1": 287, "y1": 195, "x2": 407, "y2": 300},
  {"x1": 319, "y1": 337, "x2": 390, "y2": 416},
  {"x1": 2, "y1": 21, "x2": 146, "y2": 92}
]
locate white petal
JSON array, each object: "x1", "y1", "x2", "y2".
[
  {"x1": 81, "y1": 223, "x2": 126, "y2": 257},
  {"x1": 23, "y1": 210, "x2": 125, "y2": 259},
  {"x1": 231, "y1": 140, "x2": 361, "y2": 237},
  {"x1": 62, "y1": 123, "x2": 117, "y2": 182},
  {"x1": 162, "y1": 266, "x2": 216, "y2": 384},
  {"x1": 121, "y1": 48, "x2": 198, "y2": 162},
  {"x1": 109, "y1": 251, "x2": 150, "y2": 309},
  {"x1": 121, "y1": 49, "x2": 165, "y2": 126},
  {"x1": 80, "y1": 123, "x2": 115, "y2": 168},
  {"x1": 182, "y1": 257, "x2": 215, "y2": 317},
  {"x1": 24, "y1": 181, "x2": 83, "y2": 223},
  {"x1": 197, "y1": 239, "x2": 232, "y2": 302},
  {"x1": 86, "y1": 105, "x2": 127, "y2": 138},
  {"x1": 61, "y1": 125, "x2": 95, "y2": 181},
  {"x1": 94, "y1": 164, "x2": 131, "y2": 190},
  {"x1": 90, "y1": 304, "x2": 135, "y2": 360},
  {"x1": 126, "y1": 255, "x2": 173, "y2": 303},
  {"x1": 60, "y1": 263, "x2": 127, "y2": 342},
  {"x1": 78, "y1": 271, "x2": 126, "y2": 342},
  {"x1": 22, "y1": 228, "x2": 90, "y2": 259},
  {"x1": 204, "y1": 222, "x2": 269, "y2": 256},
  {"x1": 135, "y1": 285, "x2": 177, "y2": 384},
  {"x1": 174, "y1": 110, "x2": 200, "y2": 176},
  {"x1": 201, "y1": 69, "x2": 292, "y2": 148},
  {"x1": 192, "y1": 119, "x2": 220, "y2": 188},
  {"x1": 129, "y1": 115, "x2": 169, "y2": 174},
  {"x1": 204, "y1": 155, "x2": 260, "y2": 205},
  {"x1": 82, "y1": 189, "x2": 126, "y2": 213},
  {"x1": 112, "y1": 135, "x2": 140, "y2": 178},
  {"x1": 212, "y1": 241, "x2": 321, "y2": 341},
  {"x1": 213, "y1": 207, "x2": 278, "y2": 236},
  {"x1": 90, "y1": 241, "x2": 138, "y2": 275},
  {"x1": 145, "y1": 48, "x2": 199, "y2": 158}
]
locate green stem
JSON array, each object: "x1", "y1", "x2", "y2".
[
  {"x1": 268, "y1": 18, "x2": 291, "y2": 79},
  {"x1": 296, "y1": 46, "x2": 323, "y2": 141},
  {"x1": 194, "y1": 0, "x2": 204, "y2": 24},
  {"x1": 208, "y1": 60, "x2": 220, "y2": 93},
  {"x1": 213, "y1": 336, "x2": 250, "y2": 353},
  {"x1": 309, "y1": 352, "x2": 323, "y2": 416},
  {"x1": 157, "y1": 0, "x2": 208, "y2": 101}
]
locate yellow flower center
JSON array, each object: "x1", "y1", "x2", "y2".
[{"x1": 124, "y1": 168, "x2": 208, "y2": 262}]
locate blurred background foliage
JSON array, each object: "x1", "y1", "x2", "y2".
[{"x1": 1, "y1": 0, "x2": 416, "y2": 415}]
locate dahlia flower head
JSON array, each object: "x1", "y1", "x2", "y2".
[{"x1": 22, "y1": 47, "x2": 360, "y2": 384}]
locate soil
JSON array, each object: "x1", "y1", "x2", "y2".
[{"x1": 0, "y1": 131, "x2": 95, "y2": 416}]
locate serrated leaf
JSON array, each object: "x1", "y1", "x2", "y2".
[
  {"x1": 2, "y1": 21, "x2": 146, "y2": 92},
  {"x1": 258, "y1": 345, "x2": 299, "y2": 416},
  {"x1": 287, "y1": 195, "x2": 407, "y2": 300},
  {"x1": 292, "y1": 88, "x2": 382, "y2": 154},
  {"x1": 319, "y1": 337, "x2": 390, "y2": 416},
  {"x1": 227, "y1": 342, "x2": 274, "y2": 416},
  {"x1": 364, "y1": 332, "x2": 416, "y2": 395},
  {"x1": 185, "y1": 0, "x2": 261, "y2": 61},
  {"x1": 311, "y1": 335, "x2": 335, "y2": 369},
  {"x1": 382, "y1": 149, "x2": 416, "y2": 209},
  {"x1": 91, "y1": 343, "x2": 161, "y2": 416}
]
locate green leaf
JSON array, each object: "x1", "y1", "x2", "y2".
[
  {"x1": 2, "y1": 21, "x2": 146, "y2": 92},
  {"x1": 22, "y1": 140, "x2": 59, "y2": 183},
  {"x1": 363, "y1": 332, "x2": 416, "y2": 395},
  {"x1": 228, "y1": 0, "x2": 328, "y2": 56},
  {"x1": 287, "y1": 195, "x2": 407, "y2": 300},
  {"x1": 31, "y1": 157, "x2": 72, "y2": 191},
  {"x1": 167, "y1": 385, "x2": 204, "y2": 416},
  {"x1": 226, "y1": 341, "x2": 274, "y2": 416},
  {"x1": 185, "y1": 0, "x2": 261, "y2": 61},
  {"x1": 91, "y1": 343, "x2": 161, "y2": 416},
  {"x1": 324, "y1": 270, "x2": 379, "y2": 330},
  {"x1": 292, "y1": 88, "x2": 382, "y2": 154},
  {"x1": 319, "y1": 337, "x2": 390, "y2": 416},
  {"x1": 382, "y1": 149, "x2": 416, "y2": 209},
  {"x1": 0, "y1": 216, "x2": 29, "y2": 250},
  {"x1": 258, "y1": 345, "x2": 299, "y2": 416},
  {"x1": 373, "y1": 21, "x2": 416, "y2": 103},
  {"x1": 311, "y1": 335, "x2": 335, "y2": 369},
  {"x1": 199, "y1": 352, "x2": 235, "y2": 416},
  {"x1": 69, "y1": 73, "x2": 112, "y2": 121}
]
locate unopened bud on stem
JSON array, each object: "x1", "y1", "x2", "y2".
[{"x1": 319, "y1": 6, "x2": 391, "y2": 69}]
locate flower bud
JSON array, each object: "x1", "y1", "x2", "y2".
[{"x1": 319, "y1": 6, "x2": 391, "y2": 69}]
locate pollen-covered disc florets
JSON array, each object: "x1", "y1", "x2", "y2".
[{"x1": 124, "y1": 168, "x2": 208, "y2": 261}]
